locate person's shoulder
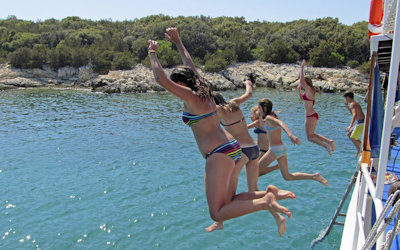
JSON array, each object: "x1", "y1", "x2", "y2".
[
  {"x1": 216, "y1": 104, "x2": 224, "y2": 112},
  {"x1": 354, "y1": 101, "x2": 362, "y2": 108}
]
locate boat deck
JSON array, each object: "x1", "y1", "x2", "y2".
[{"x1": 381, "y1": 127, "x2": 400, "y2": 249}]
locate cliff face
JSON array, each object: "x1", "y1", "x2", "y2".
[{"x1": 0, "y1": 61, "x2": 368, "y2": 93}]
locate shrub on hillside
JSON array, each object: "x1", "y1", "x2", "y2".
[
  {"x1": 262, "y1": 40, "x2": 299, "y2": 64},
  {"x1": 204, "y1": 56, "x2": 228, "y2": 73},
  {"x1": 347, "y1": 60, "x2": 360, "y2": 68}
]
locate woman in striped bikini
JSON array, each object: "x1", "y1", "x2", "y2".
[
  {"x1": 148, "y1": 27, "x2": 294, "y2": 236},
  {"x1": 298, "y1": 59, "x2": 335, "y2": 155}
]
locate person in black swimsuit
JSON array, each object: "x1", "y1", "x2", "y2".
[{"x1": 212, "y1": 79, "x2": 260, "y2": 192}]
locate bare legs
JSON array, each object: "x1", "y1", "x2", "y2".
[
  {"x1": 245, "y1": 157, "x2": 260, "y2": 191},
  {"x1": 258, "y1": 150, "x2": 329, "y2": 186},
  {"x1": 258, "y1": 150, "x2": 279, "y2": 177},
  {"x1": 206, "y1": 157, "x2": 244, "y2": 232},
  {"x1": 305, "y1": 116, "x2": 335, "y2": 155},
  {"x1": 276, "y1": 156, "x2": 328, "y2": 186},
  {"x1": 204, "y1": 154, "x2": 292, "y2": 235},
  {"x1": 347, "y1": 132, "x2": 361, "y2": 157}
]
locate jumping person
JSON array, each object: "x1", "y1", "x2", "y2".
[
  {"x1": 257, "y1": 98, "x2": 329, "y2": 186},
  {"x1": 299, "y1": 60, "x2": 335, "y2": 155},
  {"x1": 212, "y1": 78, "x2": 260, "y2": 192},
  {"x1": 344, "y1": 91, "x2": 365, "y2": 157},
  {"x1": 148, "y1": 27, "x2": 293, "y2": 236},
  {"x1": 247, "y1": 105, "x2": 279, "y2": 176}
]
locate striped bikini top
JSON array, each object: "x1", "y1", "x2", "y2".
[{"x1": 182, "y1": 110, "x2": 217, "y2": 127}]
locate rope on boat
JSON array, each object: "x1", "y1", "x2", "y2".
[
  {"x1": 384, "y1": 208, "x2": 400, "y2": 250},
  {"x1": 363, "y1": 190, "x2": 400, "y2": 250},
  {"x1": 310, "y1": 171, "x2": 358, "y2": 248}
]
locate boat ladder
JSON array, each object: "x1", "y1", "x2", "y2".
[{"x1": 311, "y1": 171, "x2": 358, "y2": 248}]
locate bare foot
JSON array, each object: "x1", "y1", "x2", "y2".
[
  {"x1": 330, "y1": 140, "x2": 336, "y2": 152},
  {"x1": 266, "y1": 185, "x2": 296, "y2": 200},
  {"x1": 313, "y1": 173, "x2": 329, "y2": 186},
  {"x1": 265, "y1": 192, "x2": 292, "y2": 218},
  {"x1": 325, "y1": 144, "x2": 332, "y2": 156},
  {"x1": 205, "y1": 221, "x2": 224, "y2": 232},
  {"x1": 272, "y1": 212, "x2": 286, "y2": 237}
]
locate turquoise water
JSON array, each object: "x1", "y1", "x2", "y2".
[{"x1": 0, "y1": 88, "x2": 361, "y2": 249}]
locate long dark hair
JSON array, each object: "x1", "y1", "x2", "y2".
[
  {"x1": 170, "y1": 66, "x2": 213, "y2": 100},
  {"x1": 258, "y1": 98, "x2": 273, "y2": 119},
  {"x1": 212, "y1": 92, "x2": 240, "y2": 112}
]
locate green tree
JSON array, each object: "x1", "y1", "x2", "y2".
[
  {"x1": 204, "y1": 55, "x2": 228, "y2": 72},
  {"x1": 178, "y1": 20, "x2": 217, "y2": 58},
  {"x1": 156, "y1": 40, "x2": 180, "y2": 67},
  {"x1": 309, "y1": 40, "x2": 344, "y2": 67},
  {"x1": 112, "y1": 52, "x2": 134, "y2": 70},
  {"x1": 8, "y1": 47, "x2": 31, "y2": 68},
  {"x1": 29, "y1": 44, "x2": 47, "y2": 68},
  {"x1": 262, "y1": 40, "x2": 299, "y2": 64}
]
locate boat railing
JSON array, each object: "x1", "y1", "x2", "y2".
[
  {"x1": 354, "y1": 0, "x2": 400, "y2": 248},
  {"x1": 353, "y1": 163, "x2": 385, "y2": 248}
]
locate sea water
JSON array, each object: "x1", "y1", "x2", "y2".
[{"x1": 0, "y1": 88, "x2": 361, "y2": 249}]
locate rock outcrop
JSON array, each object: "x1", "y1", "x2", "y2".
[{"x1": 0, "y1": 61, "x2": 369, "y2": 93}]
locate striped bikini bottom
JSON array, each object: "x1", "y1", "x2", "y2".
[{"x1": 205, "y1": 139, "x2": 242, "y2": 163}]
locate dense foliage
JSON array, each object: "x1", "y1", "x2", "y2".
[{"x1": 0, "y1": 15, "x2": 369, "y2": 73}]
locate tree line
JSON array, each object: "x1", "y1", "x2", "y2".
[{"x1": 0, "y1": 15, "x2": 370, "y2": 74}]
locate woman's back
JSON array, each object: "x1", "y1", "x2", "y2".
[{"x1": 217, "y1": 107, "x2": 255, "y2": 147}]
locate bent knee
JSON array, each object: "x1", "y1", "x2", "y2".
[
  {"x1": 307, "y1": 134, "x2": 316, "y2": 141},
  {"x1": 282, "y1": 175, "x2": 293, "y2": 181},
  {"x1": 209, "y1": 210, "x2": 222, "y2": 222}
]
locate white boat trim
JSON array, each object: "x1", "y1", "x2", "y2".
[{"x1": 340, "y1": 0, "x2": 400, "y2": 249}]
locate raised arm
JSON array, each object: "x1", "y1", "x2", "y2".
[
  {"x1": 165, "y1": 27, "x2": 200, "y2": 76},
  {"x1": 299, "y1": 59, "x2": 313, "y2": 93},
  {"x1": 297, "y1": 81, "x2": 303, "y2": 99},
  {"x1": 148, "y1": 40, "x2": 196, "y2": 102},
  {"x1": 231, "y1": 80, "x2": 253, "y2": 105}
]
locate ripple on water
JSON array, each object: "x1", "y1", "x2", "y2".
[{"x1": 0, "y1": 89, "x2": 361, "y2": 249}]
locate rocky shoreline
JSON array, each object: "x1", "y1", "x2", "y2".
[{"x1": 0, "y1": 61, "x2": 369, "y2": 93}]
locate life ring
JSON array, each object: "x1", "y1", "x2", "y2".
[{"x1": 369, "y1": 0, "x2": 384, "y2": 39}]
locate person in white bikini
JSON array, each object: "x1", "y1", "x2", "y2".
[{"x1": 257, "y1": 98, "x2": 329, "y2": 186}]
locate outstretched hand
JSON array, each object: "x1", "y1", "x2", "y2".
[
  {"x1": 165, "y1": 27, "x2": 181, "y2": 44},
  {"x1": 290, "y1": 135, "x2": 301, "y2": 145},
  {"x1": 148, "y1": 40, "x2": 159, "y2": 52}
]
